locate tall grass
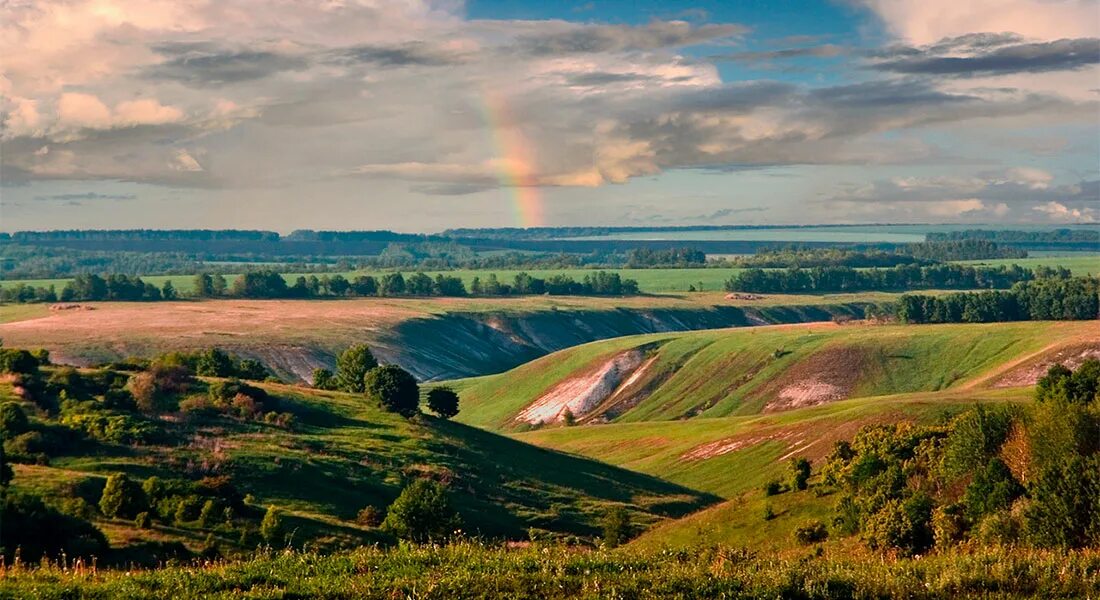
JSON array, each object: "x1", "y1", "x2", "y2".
[{"x1": 1, "y1": 543, "x2": 1096, "y2": 599}]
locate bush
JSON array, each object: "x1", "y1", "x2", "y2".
[
  {"x1": 382, "y1": 480, "x2": 461, "y2": 543},
  {"x1": 763, "y1": 504, "x2": 776, "y2": 521},
  {"x1": 601, "y1": 506, "x2": 633, "y2": 548},
  {"x1": 426, "y1": 387, "x2": 460, "y2": 419},
  {"x1": 99, "y1": 473, "x2": 147, "y2": 519},
  {"x1": 793, "y1": 520, "x2": 829, "y2": 544},
  {"x1": 356, "y1": 505, "x2": 383, "y2": 527},
  {"x1": 789, "y1": 457, "x2": 811, "y2": 491},
  {"x1": 364, "y1": 365, "x2": 420, "y2": 417},
  {"x1": 135, "y1": 511, "x2": 151, "y2": 529},
  {"x1": 312, "y1": 368, "x2": 336, "y2": 390},
  {"x1": 0, "y1": 402, "x2": 30, "y2": 436},
  {"x1": 261, "y1": 505, "x2": 284, "y2": 545},
  {"x1": 1, "y1": 492, "x2": 107, "y2": 562},
  {"x1": 763, "y1": 480, "x2": 783, "y2": 496}
]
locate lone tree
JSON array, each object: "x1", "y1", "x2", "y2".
[
  {"x1": 382, "y1": 479, "x2": 461, "y2": 543},
  {"x1": 426, "y1": 387, "x2": 460, "y2": 419},
  {"x1": 335, "y1": 344, "x2": 378, "y2": 393},
  {"x1": 789, "y1": 457, "x2": 811, "y2": 491},
  {"x1": 364, "y1": 365, "x2": 420, "y2": 417},
  {"x1": 99, "y1": 473, "x2": 146, "y2": 519}
]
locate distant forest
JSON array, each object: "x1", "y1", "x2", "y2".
[{"x1": 0, "y1": 225, "x2": 1068, "y2": 280}]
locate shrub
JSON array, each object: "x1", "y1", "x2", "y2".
[
  {"x1": 763, "y1": 504, "x2": 776, "y2": 521},
  {"x1": 0, "y1": 402, "x2": 30, "y2": 436},
  {"x1": 601, "y1": 506, "x2": 633, "y2": 548},
  {"x1": 1, "y1": 492, "x2": 107, "y2": 562},
  {"x1": 426, "y1": 387, "x2": 460, "y2": 419},
  {"x1": 312, "y1": 368, "x2": 336, "y2": 390},
  {"x1": 198, "y1": 499, "x2": 222, "y2": 528},
  {"x1": 793, "y1": 520, "x2": 829, "y2": 544},
  {"x1": 356, "y1": 505, "x2": 383, "y2": 527},
  {"x1": 364, "y1": 365, "x2": 420, "y2": 417},
  {"x1": 763, "y1": 480, "x2": 783, "y2": 496},
  {"x1": 99, "y1": 473, "x2": 147, "y2": 519},
  {"x1": 382, "y1": 480, "x2": 461, "y2": 543},
  {"x1": 789, "y1": 457, "x2": 811, "y2": 491},
  {"x1": 135, "y1": 511, "x2": 151, "y2": 529},
  {"x1": 261, "y1": 505, "x2": 284, "y2": 545}
]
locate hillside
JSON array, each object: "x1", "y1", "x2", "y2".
[
  {"x1": 450, "y1": 320, "x2": 1100, "y2": 430},
  {"x1": 1, "y1": 374, "x2": 714, "y2": 557},
  {"x1": 0, "y1": 294, "x2": 875, "y2": 381}
]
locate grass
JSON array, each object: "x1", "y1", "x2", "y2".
[
  {"x1": 451, "y1": 320, "x2": 1093, "y2": 429},
  {"x1": 510, "y1": 387, "x2": 1033, "y2": 499},
  {"x1": 957, "y1": 254, "x2": 1100, "y2": 276},
  {"x1": 1, "y1": 543, "x2": 1096, "y2": 599}
]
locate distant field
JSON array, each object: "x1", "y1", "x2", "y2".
[{"x1": 3, "y1": 253, "x2": 1098, "y2": 295}]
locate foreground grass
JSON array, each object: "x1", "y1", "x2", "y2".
[{"x1": 1, "y1": 543, "x2": 1095, "y2": 599}]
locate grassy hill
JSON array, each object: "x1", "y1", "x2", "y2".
[
  {"x1": 2, "y1": 376, "x2": 714, "y2": 555},
  {"x1": 449, "y1": 321, "x2": 1098, "y2": 430}
]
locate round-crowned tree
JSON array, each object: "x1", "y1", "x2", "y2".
[
  {"x1": 382, "y1": 479, "x2": 461, "y2": 543},
  {"x1": 426, "y1": 387, "x2": 460, "y2": 419},
  {"x1": 335, "y1": 344, "x2": 378, "y2": 393},
  {"x1": 364, "y1": 365, "x2": 419, "y2": 417}
]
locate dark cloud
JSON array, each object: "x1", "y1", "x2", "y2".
[
  {"x1": 670, "y1": 80, "x2": 797, "y2": 112},
  {"x1": 330, "y1": 42, "x2": 465, "y2": 67},
  {"x1": 34, "y1": 192, "x2": 136, "y2": 201},
  {"x1": 809, "y1": 80, "x2": 975, "y2": 109},
  {"x1": 411, "y1": 182, "x2": 497, "y2": 195},
  {"x1": 145, "y1": 43, "x2": 308, "y2": 85},
  {"x1": 712, "y1": 44, "x2": 845, "y2": 62},
  {"x1": 563, "y1": 71, "x2": 663, "y2": 86},
  {"x1": 512, "y1": 21, "x2": 745, "y2": 56},
  {"x1": 869, "y1": 37, "x2": 1100, "y2": 77}
]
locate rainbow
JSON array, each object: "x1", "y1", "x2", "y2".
[{"x1": 480, "y1": 89, "x2": 544, "y2": 228}]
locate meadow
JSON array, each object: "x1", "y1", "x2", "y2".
[{"x1": 1, "y1": 543, "x2": 1096, "y2": 599}]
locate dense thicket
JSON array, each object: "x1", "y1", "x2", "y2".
[
  {"x1": 725, "y1": 263, "x2": 1050, "y2": 294},
  {"x1": 896, "y1": 277, "x2": 1099, "y2": 323}
]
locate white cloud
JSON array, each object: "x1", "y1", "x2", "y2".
[
  {"x1": 858, "y1": 0, "x2": 1099, "y2": 45},
  {"x1": 1033, "y1": 200, "x2": 1097, "y2": 222}
]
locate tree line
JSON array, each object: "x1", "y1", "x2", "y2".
[
  {"x1": 725, "y1": 263, "x2": 1058, "y2": 294},
  {"x1": 0, "y1": 269, "x2": 641, "y2": 303},
  {"x1": 927, "y1": 228, "x2": 1098, "y2": 244},
  {"x1": 895, "y1": 277, "x2": 1099, "y2": 323}
]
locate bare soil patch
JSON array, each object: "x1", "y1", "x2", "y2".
[
  {"x1": 515, "y1": 349, "x2": 648, "y2": 425},
  {"x1": 991, "y1": 342, "x2": 1100, "y2": 388},
  {"x1": 761, "y1": 346, "x2": 868, "y2": 412}
]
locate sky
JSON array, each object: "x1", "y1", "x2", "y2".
[{"x1": 1, "y1": 0, "x2": 1097, "y2": 232}]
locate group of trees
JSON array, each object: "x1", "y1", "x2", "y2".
[
  {"x1": 896, "y1": 277, "x2": 1099, "y2": 324},
  {"x1": 312, "y1": 345, "x2": 459, "y2": 419},
  {"x1": 725, "y1": 240, "x2": 1025, "y2": 270},
  {"x1": 725, "y1": 263, "x2": 1051, "y2": 294},
  {"x1": 817, "y1": 360, "x2": 1100, "y2": 555}
]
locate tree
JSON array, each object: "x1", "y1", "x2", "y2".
[
  {"x1": 335, "y1": 344, "x2": 378, "y2": 393},
  {"x1": 426, "y1": 387, "x2": 459, "y2": 419},
  {"x1": 161, "y1": 280, "x2": 178, "y2": 300},
  {"x1": 382, "y1": 480, "x2": 461, "y2": 543},
  {"x1": 196, "y1": 348, "x2": 235, "y2": 377},
  {"x1": 0, "y1": 402, "x2": 29, "y2": 436},
  {"x1": 1, "y1": 493, "x2": 107, "y2": 562},
  {"x1": 312, "y1": 368, "x2": 336, "y2": 390},
  {"x1": 99, "y1": 473, "x2": 146, "y2": 519},
  {"x1": 194, "y1": 273, "x2": 215, "y2": 298},
  {"x1": 260, "y1": 505, "x2": 284, "y2": 545},
  {"x1": 789, "y1": 457, "x2": 811, "y2": 491},
  {"x1": 601, "y1": 506, "x2": 633, "y2": 548},
  {"x1": 364, "y1": 365, "x2": 419, "y2": 417}
]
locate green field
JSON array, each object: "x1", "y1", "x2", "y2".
[
  {"x1": 4, "y1": 253, "x2": 1097, "y2": 295},
  {"x1": 449, "y1": 320, "x2": 1095, "y2": 430}
]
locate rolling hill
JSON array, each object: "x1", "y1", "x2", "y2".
[
  {"x1": 448, "y1": 320, "x2": 1100, "y2": 430},
  {"x1": 2, "y1": 376, "x2": 715, "y2": 555}
]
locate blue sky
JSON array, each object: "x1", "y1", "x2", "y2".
[{"x1": 1, "y1": 0, "x2": 1097, "y2": 231}]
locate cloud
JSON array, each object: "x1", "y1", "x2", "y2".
[
  {"x1": 145, "y1": 45, "x2": 309, "y2": 86},
  {"x1": 509, "y1": 20, "x2": 746, "y2": 56},
  {"x1": 713, "y1": 44, "x2": 845, "y2": 63},
  {"x1": 857, "y1": 0, "x2": 1099, "y2": 45},
  {"x1": 1033, "y1": 201, "x2": 1097, "y2": 222},
  {"x1": 869, "y1": 37, "x2": 1100, "y2": 77},
  {"x1": 33, "y1": 191, "x2": 137, "y2": 201},
  {"x1": 331, "y1": 42, "x2": 466, "y2": 67}
]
